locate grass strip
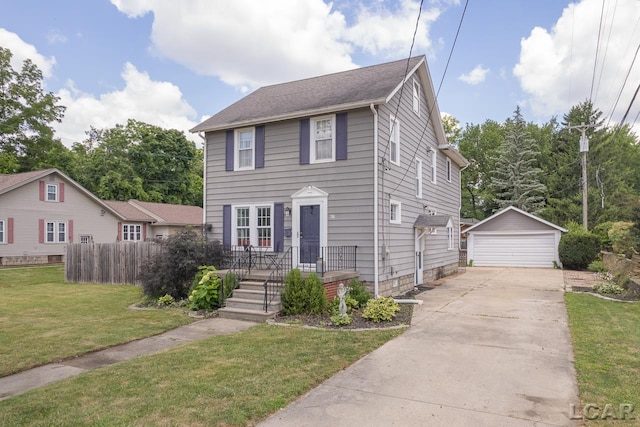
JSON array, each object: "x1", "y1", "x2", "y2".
[
  {"x1": 565, "y1": 292, "x2": 640, "y2": 424},
  {"x1": 0, "y1": 265, "x2": 192, "y2": 376},
  {"x1": 0, "y1": 324, "x2": 404, "y2": 426}
]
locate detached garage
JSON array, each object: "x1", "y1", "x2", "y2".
[{"x1": 465, "y1": 206, "x2": 567, "y2": 268}]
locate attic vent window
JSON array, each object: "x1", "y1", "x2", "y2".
[{"x1": 412, "y1": 79, "x2": 420, "y2": 116}]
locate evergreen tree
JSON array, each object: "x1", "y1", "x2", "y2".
[{"x1": 491, "y1": 107, "x2": 546, "y2": 214}]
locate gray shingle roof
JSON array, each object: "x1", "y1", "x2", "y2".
[
  {"x1": 191, "y1": 56, "x2": 424, "y2": 133},
  {"x1": 414, "y1": 214, "x2": 452, "y2": 229}
]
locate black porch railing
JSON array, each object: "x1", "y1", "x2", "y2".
[{"x1": 263, "y1": 246, "x2": 293, "y2": 312}]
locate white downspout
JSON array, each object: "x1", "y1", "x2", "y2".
[
  {"x1": 199, "y1": 132, "x2": 207, "y2": 233},
  {"x1": 370, "y1": 103, "x2": 380, "y2": 297}
]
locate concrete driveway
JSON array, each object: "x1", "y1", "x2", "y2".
[{"x1": 259, "y1": 267, "x2": 580, "y2": 426}]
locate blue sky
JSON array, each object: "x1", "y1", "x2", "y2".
[{"x1": 1, "y1": 0, "x2": 639, "y2": 147}]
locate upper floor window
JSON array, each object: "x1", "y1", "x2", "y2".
[
  {"x1": 122, "y1": 224, "x2": 142, "y2": 241},
  {"x1": 447, "y1": 225, "x2": 454, "y2": 250},
  {"x1": 46, "y1": 221, "x2": 66, "y2": 243},
  {"x1": 431, "y1": 150, "x2": 437, "y2": 184},
  {"x1": 47, "y1": 184, "x2": 58, "y2": 201},
  {"x1": 0, "y1": 220, "x2": 4, "y2": 244},
  {"x1": 390, "y1": 115, "x2": 400, "y2": 165},
  {"x1": 446, "y1": 158, "x2": 452, "y2": 182},
  {"x1": 235, "y1": 128, "x2": 255, "y2": 170},
  {"x1": 412, "y1": 79, "x2": 421, "y2": 116},
  {"x1": 415, "y1": 158, "x2": 422, "y2": 198},
  {"x1": 311, "y1": 115, "x2": 335, "y2": 163},
  {"x1": 390, "y1": 200, "x2": 401, "y2": 224}
]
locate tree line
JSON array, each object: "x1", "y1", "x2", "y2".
[
  {"x1": 0, "y1": 47, "x2": 203, "y2": 206},
  {"x1": 448, "y1": 102, "x2": 640, "y2": 230}
]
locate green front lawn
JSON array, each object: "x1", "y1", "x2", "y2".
[
  {"x1": 0, "y1": 324, "x2": 404, "y2": 426},
  {"x1": 0, "y1": 265, "x2": 193, "y2": 376},
  {"x1": 565, "y1": 293, "x2": 640, "y2": 424}
]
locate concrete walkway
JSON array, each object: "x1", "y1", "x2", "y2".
[
  {"x1": 0, "y1": 317, "x2": 257, "y2": 401},
  {"x1": 259, "y1": 267, "x2": 580, "y2": 426}
]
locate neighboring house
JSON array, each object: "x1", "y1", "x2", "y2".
[
  {"x1": 191, "y1": 56, "x2": 468, "y2": 297},
  {"x1": 464, "y1": 206, "x2": 567, "y2": 268},
  {"x1": 0, "y1": 168, "x2": 203, "y2": 266},
  {"x1": 103, "y1": 199, "x2": 203, "y2": 240}
]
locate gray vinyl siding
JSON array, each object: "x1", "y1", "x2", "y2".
[
  {"x1": 0, "y1": 174, "x2": 121, "y2": 258},
  {"x1": 204, "y1": 108, "x2": 377, "y2": 280},
  {"x1": 376, "y1": 75, "x2": 461, "y2": 283},
  {"x1": 471, "y1": 210, "x2": 555, "y2": 232}
]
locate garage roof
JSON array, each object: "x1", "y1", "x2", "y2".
[{"x1": 463, "y1": 206, "x2": 566, "y2": 234}]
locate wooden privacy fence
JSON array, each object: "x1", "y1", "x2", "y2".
[{"x1": 65, "y1": 242, "x2": 163, "y2": 285}]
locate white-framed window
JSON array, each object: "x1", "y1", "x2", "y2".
[
  {"x1": 412, "y1": 79, "x2": 421, "y2": 116},
  {"x1": 447, "y1": 225, "x2": 454, "y2": 250},
  {"x1": 46, "y1": 184, "x2": 58, "y2": 202},
  {"x1": 80, "y1": 235, "x2": 92, "y2": 244},
  {"x1": 0, "y1": 219, "x2": 5, "y2": 244},
  {"x1": 233, "y1": 204, "x2": 274, "y2": 249},
  {"x1": 431, "y1": 150, "x2": 437, "y2": 184},
  {"x1": 390, "y1": 200, "x2": 401, "y2": 224},
  {"x1": 415, "y1": 158, "x2": 422, "y2": 198},
  {"x1": 122, "y1": 224, "x2": 142, "y2": 241},
  {"x1": 389, "y1": 115, "x2": 400, "y2": 165},
  {"x1": 310, "y1": 115, "x2": 336, "y2": 163},
  {"x1": 446, "y1": 158, "x2": 452, "y2": 182},
  {"x1": 235, "y1": 128, "x2": 255, "y2": 170},
  {"x1": 45, "y1": 221, "x2": 66, "y2": 243}
]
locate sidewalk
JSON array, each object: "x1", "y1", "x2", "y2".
[{"x1": 0, "y1": 317, "x2": 257, "y2": 401}]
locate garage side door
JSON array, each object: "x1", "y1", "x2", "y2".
[{"x1": 472, "y1": 233, "x2": 556, "y2": 268}]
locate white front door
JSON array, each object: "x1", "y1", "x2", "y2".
[{"x1": 415, "y1": 229, "x2": 424, "y2": 285}]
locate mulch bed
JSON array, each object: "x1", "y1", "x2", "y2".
[
  {"x1": 273, "y1": 299, "x2": 417, "y2": 330},
  {"x1": 570, "y1": 285, "x2": 640, "y2": 302}
]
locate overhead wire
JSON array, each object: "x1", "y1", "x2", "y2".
[
  {"x1": 388, "y1": 0, "x2": 469, "y2": 195},
  {"x1": 593, "y1": 0, "x2": 618, "y2": 104},
  {"x1": 589, "y1": 0, "x2": 606, "y2": 102}
]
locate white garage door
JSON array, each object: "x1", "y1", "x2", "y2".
[{"x1": 472, "y1": 233, "x2": 556, "y2": 268}]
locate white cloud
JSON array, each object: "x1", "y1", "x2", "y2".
[
  {"x1": 0, "y1": 28, "x2": 56, "y2": 78},
  {"x1": 46, "y1": 29, "x2": 69, "y2": 45},
  {"x1": 54, "y1": 62, "x2": 199, "y2": 146},
  {"x1": 344, "y1": 0, "x2": 441, "y2": 58},
  {"x1": 110, "y1": 0, "x2": 446, "y2": 91},
  {"x1": 459, "y1": 64, "x2": 489, "y2": 85},
  {"x1": 514, "y1": 0, "x2": 640, "y2": 126}
]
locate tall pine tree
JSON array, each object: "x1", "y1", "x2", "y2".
[{"x1": 491, "y1": 107, "x2": 546, "y2": 214}]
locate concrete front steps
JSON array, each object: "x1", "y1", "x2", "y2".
[{"x1": 218, "y1": 278, "x2": 282, "y2": 322}]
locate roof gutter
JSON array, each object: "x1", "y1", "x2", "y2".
[
  {"x1": 458, "y1": 162, "x2": 470, "y2": 251},
  {"x1": 370, "y1": 103, "x2": 380, "y2": 298}
]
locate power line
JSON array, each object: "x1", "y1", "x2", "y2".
[
  {"x1": 605, "y1": 43, "x2": 640, "y2": 127},
  {"x1": 389, "y1": 0, "x2": 469, "y2": 195},
  {"x1": 589, "y1": 0, "x2": 606, "y2": 102}
]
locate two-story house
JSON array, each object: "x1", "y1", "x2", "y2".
[
  {"x1": 0, "y1": 168, "x2": 203, "y2": 266},
  {"x1": 191, "y1": 56, "x2": 467, "y2": 298}
]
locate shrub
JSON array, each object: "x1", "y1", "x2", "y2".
[
  {"x1": 330, "y1": 314, "x2": 352, "y2": 326},
  {"x1": 156, "y1": 294, "x2": 175, "y2": 307},
  {"x1": 558, "y1": 231, "x2": 601, "y2": 269},
  {"x1": 280, "y1": 269, "x2": 307, "y2": 315},
  {"x1": 593, "y1": 282, "x2": 624, "y2": 295},
  {"x1": 139, "y1": 231, "x2": 227, "y2": 299},
  {"x1": 587, "y1": 260, "x2": 607, "y2": 273},
  {"x1": 592, "y1": 221, "x2": 614, "y2": 250},
  {"x1": 362, "y1": 297, "x2": 400, "y2": 322},
  {"x1": 608, "y1": 221, "x2": 636, "y2": 258},
  {"x1": 222, "y1": 271, "x2": 239, "y2": 300},
  {"x1": 280, "y1": 270, "x2": 328, "y2": 315},
  {"x1": 188, "y1": 266, "x2": 221, "y2": 310},
  {"x1": 306, "y1": 273, "x2": 328, "y2": 315},
  {"x1": 347, "y1": 279, "x2": 371, "y2": 308}
]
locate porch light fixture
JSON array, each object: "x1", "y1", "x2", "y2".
[{"x1": 285, "y1": 207, "x2": 291, "y2": 217}]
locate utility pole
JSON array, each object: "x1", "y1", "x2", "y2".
[{"x1": 567, "y1": 122, "x2": 593, "y2": 229}]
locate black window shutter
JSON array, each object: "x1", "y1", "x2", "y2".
[
  {"x1": 223, "y1": 205, "x2": 231, "y2": 247},
  {"x1": 255, "y1": 125, "x2": 265, "y2": 168},
  {"x1": 225, "y1": 130, "x2": 234, "y2": 171},
  {"x1": 336, "y1": 112, "x2": 348, "y2": 160},
  {"x1": 299, "y1": 119, "x2": 310, "y2": 165},
  {"x1": 274, "y1": 203, "x2": 284, "y2": 252}
]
